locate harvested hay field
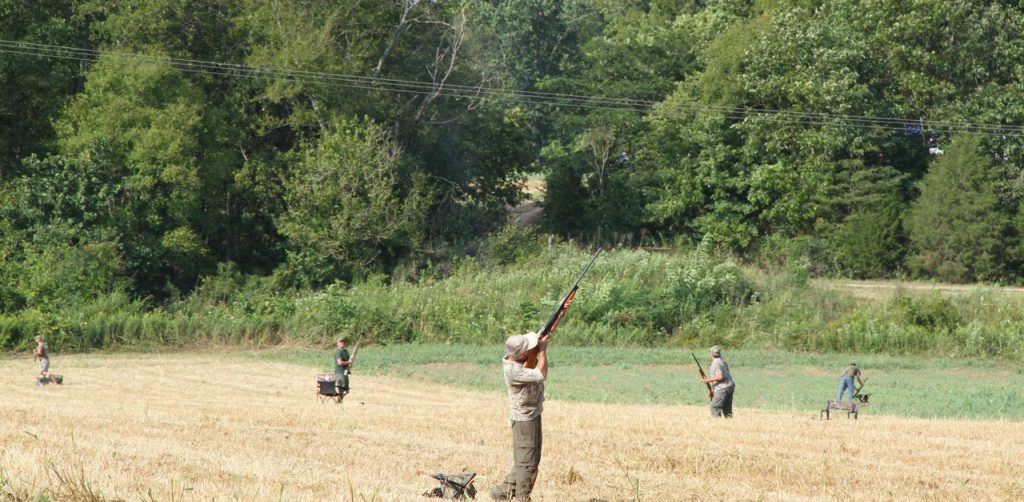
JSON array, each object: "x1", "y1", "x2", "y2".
[{"x1": 2, "y1": 352, "x2": 1023, "y2": 501}]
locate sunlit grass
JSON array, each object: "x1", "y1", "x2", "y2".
[
  {"x1": 3, "y1": 351, "x2": 1023, "y2": 500},
  {"x1": 257, "y1": 344, "x2": 1024, "y2": 420}
]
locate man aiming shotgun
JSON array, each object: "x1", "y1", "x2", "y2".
[{"x1": 491, "y1": 248, "x2": 601, "y2": 501}]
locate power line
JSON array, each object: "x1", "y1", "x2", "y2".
[
  {"x1": 2, "y1": 39, "x2": 1022, "y2": 138},
  {"x1": 0, "y1": 40, "x2": 649, "y2": 112}
]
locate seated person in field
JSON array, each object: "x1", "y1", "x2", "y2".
[{"x1": 836, "y1": 362, "x2": 864, "y2": 404}]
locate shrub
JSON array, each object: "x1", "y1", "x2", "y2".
[
  {"x1": 478, "y1": 224, "x2": 542, "y2": 266},
  {"x1": 892, "y1": 294, "x2": 962, "y2": 333}
]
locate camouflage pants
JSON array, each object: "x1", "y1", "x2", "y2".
[
  {"x1": 710, "y1": 386, "x2": 734, "y2": 418},
  {"x1": 491, "y1": 417, "x2": 542, "y2": 500}
]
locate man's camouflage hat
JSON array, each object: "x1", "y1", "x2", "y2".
[{"x1": 505, "y1": 332, "x2": 540, "y2": 358}]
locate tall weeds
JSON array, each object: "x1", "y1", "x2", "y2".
[{"x1": 3, "y1": 243, "x2": 1024, "y2": 360}]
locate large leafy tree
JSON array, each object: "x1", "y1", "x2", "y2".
[
  {"x1": 0, "y1": 0, "x2": 83, "y2": 179},
  {"x1": 540, "y1": 1, "x2": 696, "y2": 239},
  {"x1": 642, "y1": 8, "x2": 767, "y2": 248},
  {"x1": 77, "y1": 0, "x2": 244, "y2": 57},
  {"x1": 56, "y1": 53, "x2": 235, "y2": 296},
  {"x1": 827, "y1": 163, "x2": 910, "y2": 278},
  {"x1": 77, "y1": 0, "x2": 289, "y2": 273},
  {"x1": 475, "y1": 0, "x2": 592, "y2": 152},
  {"x1": 642, "y1": 0, "x2": 1024, "y2": 264},
  {"x1": 237, "y1": 0, "x2": 535, "y2": 244},
  {"x1": 906, "y1": 135, "x2": 1010, "y2": 282},
  {"x1": 0, "y1": 155, "x2": 126, "y2": 311},
  {"x1": 277, "y1": 117, "x2": 431, "y2": 285}
]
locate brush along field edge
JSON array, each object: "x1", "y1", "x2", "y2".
[{"x1": 2, "y1": 353, "x2": 1023, "y2": 501}]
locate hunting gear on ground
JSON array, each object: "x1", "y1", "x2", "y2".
[
  {"x1": 702, "y1": 345, "x2": 735, "y2": 418},
  {"x1": 424, "y1": 472, "x2": 477, "y2": 499}
]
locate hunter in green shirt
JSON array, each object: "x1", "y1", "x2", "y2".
[{"x1": 333, "y1": 338, "x2": 353, "y2": 376}]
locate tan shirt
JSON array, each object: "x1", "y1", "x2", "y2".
[
  {"x1": 503, "y1": 359, "x2": 545, "y2": 421},
  {"x1": 709, "y1": 357, "x2": 734, "y2": 393}
]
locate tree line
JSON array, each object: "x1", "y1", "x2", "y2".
[{"x1": 4, "y1": 0, "x2": 1024, "y2": 317}]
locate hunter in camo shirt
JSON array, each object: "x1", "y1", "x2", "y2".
[
  {"x1": 703, "y1": 345, "x2": 735, "y2": 418},
  {"x1": 491, "y1": 331, "x2": 547, "y2": 500}
]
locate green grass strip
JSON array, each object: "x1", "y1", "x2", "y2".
[{"x1": 256, "y1": 344, "x2": 1024, "y2": 421}]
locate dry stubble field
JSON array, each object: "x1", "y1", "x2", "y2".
[{"x1": 2, "y1": 352, "x2": 1023, "y2": 501}]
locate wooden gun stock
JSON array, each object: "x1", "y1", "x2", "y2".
[{"x1": 692, "y1": 352, "x2": 713, "y2": 400}]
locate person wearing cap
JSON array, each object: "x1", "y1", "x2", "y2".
[
  {"x1": 333, "y1": 338, "x2": 355, "y2": 394},
  {"x1": 836, "y1": 362, "x2": 863, "y2": 403},
  {"x1": 33, "y1": 336, "x2": 50, "y2": 381},
  {"x1": 702, "y1": 345, "x2": 735, "y2": 418},
  {"x1": 490, "y1": 330, "x2": 548, "y2": 500}
]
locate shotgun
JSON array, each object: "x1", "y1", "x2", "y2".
[
  {"x1": 524, "y1": 248, "x2": 602, "y2": 369},
  {"x1": 692, "y1": 352, "x2": 713, "y2": 400},
  {"x1": 853, "y1": 377, "x2": 867, "y2": 398},
  {"x1": 347, "y1": 334, "x2": 364, "y2": 372}
]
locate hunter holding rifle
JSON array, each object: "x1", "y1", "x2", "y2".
[
  {"x1": 701, "y1": 345, "x2": 735, "y2": 418},
  {"x1": 490, "y1": 249, "x2": 600, "y2": 501},
  {"x1": 333, "y1": 338, "x2": 355, "y2": 395}
]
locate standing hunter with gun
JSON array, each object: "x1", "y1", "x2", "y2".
[
  {"x1": 333, "y1": 337, "x2": 355, "y2": 395},
  {"x1": 698, "y1": 345, "x2": 735, "y2": 418},
  {"x1": 490, "y1": 249, "x2": 600, "y2": 501}
]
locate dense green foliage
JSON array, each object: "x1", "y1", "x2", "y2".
[
  {"x1": 4, "y1": 1, "x2": 1024, "y2": 355},
  {"x1": 3, "y1": 246, "x2": 1024, "y2": 363},
  {"x1": 906, "y1": 135, "x2": 1012, "y2": 282}
]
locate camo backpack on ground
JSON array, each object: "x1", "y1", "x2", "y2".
[
  {"x1": 422, "y1": 472, "x2": 476, "y2": 499},
  {"x1": 36, "y1": 374, "x2": 63, "y2": 386}
]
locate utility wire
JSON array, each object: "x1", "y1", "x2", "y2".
[
  {"x1": 2, "y1": 39, "x2": 1022, "y2": 137},
  {"x1": 0, "y1": 40, "x2": 648, "y2": 112},
  {"x1": 0, "y1": 39, "x2": 1007, "y2": 132}
]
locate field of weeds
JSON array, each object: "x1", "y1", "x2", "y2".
[{"x1": 2, "y1": 352, "x2": 1024, "y2": 501}]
